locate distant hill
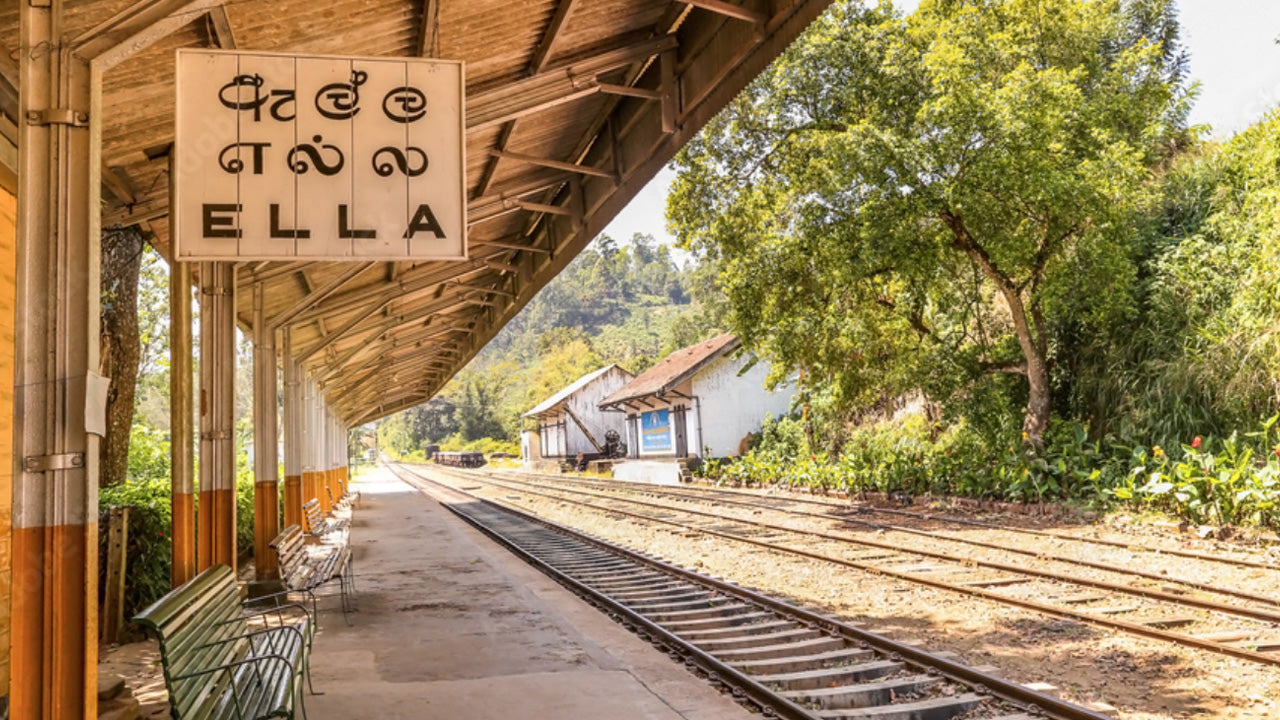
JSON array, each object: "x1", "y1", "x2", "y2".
[{"x1": 376, "y1": 233, "x2": 725, "y2": 456}]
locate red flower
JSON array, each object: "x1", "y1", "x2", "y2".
[
  {"x1": 157, "y1": 531, "x2": 164, "y2": 538},
  {"x1": 1275, "y1": 448, "x2": 1280, "y2": 459},
  {"x1": 1191, "y1": 436, "x2": 1202, "y2": 449}
]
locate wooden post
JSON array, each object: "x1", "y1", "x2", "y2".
[{"x1": 101, "y1": 507, "x2": 129, "y2": 644}]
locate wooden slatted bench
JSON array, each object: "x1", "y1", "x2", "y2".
[
  {"x1": 325, "y1": 485, "x2": 353, "y2": 515},
  {"x1": 134, "y1": 564, "x2": 314, "y2": 720},
  {"x1": 271, "y1": 524, "x2": 355, "y2": 625},
  {"x1": 338, "y1": 476, "x2": 360, "y2": 508},
  {"x1": 302, "y1": 498, "x2": 349, "y2": 539}
]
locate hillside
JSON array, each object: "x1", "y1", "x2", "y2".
[{"x1": 376, "y1": 232, "x2": 726, "y2": 456}]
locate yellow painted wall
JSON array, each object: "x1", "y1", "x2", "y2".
[{"x1": 0, "y1": 187, "x2": 15, "y2": 695}]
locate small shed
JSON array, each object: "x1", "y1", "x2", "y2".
[
  {"x1": 522, "y1": 364, "x2": 634, "y2": 460},
  {"x1": 599, "y1": 334, "x2": 795, "y2": 465}
]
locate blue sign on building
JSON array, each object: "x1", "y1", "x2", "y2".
[{"x1": 641, "y1": 409, "x2": 672, "y2": 452}]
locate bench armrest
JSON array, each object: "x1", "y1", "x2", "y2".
[
  {"x1": 193, "y1": 624, "x2": 309, "y2": 657},
  {"x1": 239, "y1": 600, "x2": 313, "y2": 627},
  {"x1": 244, "y1": 591, "x2": 316, "y2": 624}
]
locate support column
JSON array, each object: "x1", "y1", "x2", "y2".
[
  {"x1": 252, "y1": 283, "x2": 279, "y2": 580},
  {"x1": 315, "y1": 385, "x2": 331, "y2": 513},
  {"x1": 198, "y1": 262, "x2": 237, "y2": 571},
  {"x1": 169, "y1": 261, "x2": 195, "y2": 587},
  {"x1": 301, "y1": 375, "x2": 317, "y2": 529},
  {"x1": 282, "y1": 330, "x2": 303, "y2": 531},
  {"x1": 12, "y1": 6, "x2": 98, "y2": 716},
  {"x1": 328, "y1": 412, "x2": 340, "y2": 507}
]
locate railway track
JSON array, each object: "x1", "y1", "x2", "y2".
[
  {"x1": 390, "y1": 462, "x2": 1112, "y2": 720},
  {"x1": 414, "y1": 462, "x2": 1280, "y2": 668},
  {"x1": 480, "y1": 466, "x2": 1280, "y2": 610}
]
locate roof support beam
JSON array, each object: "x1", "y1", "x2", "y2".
[
  {"x1": 489, "y1": 149, "x2": 616, "y2": 180},
  {"x1": 269, "y1": 262, "x2": 374, "y2": 330},
  {"x1": 207, "y1": 5, "x2": 237, "y2": 48},
  {"x1": 529, "y1": 0, "x2": 580, "y2": 73},
  {"x1": 597, "y1": 83, "x2": 664, "y2": 101},
  {"x1": 473, "y1": 239, "x2": 551, "y2": 254},
  {"x1": 513, "y1": 199, "x2": 573, "y2": 217},
  {"x1": 417, "y1": 0, "x2": 440, "y2": 57},
  {"x1": 682, "y1": 0, "x2": 766, "y2": 24},
  {"x1": 74, "y1": 0, "x2": 225, "y2": 70},
  {"x1": 287, "y1": 257, "x2": 497, "y2": 326},
  {"x1": 467, "y1": 34, "x2": 677, "y2": 131}
]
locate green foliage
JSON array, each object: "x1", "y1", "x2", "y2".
[
  {"x1": 670, "y1": 0, "x2": 1189, "y2": 446},
  {"x1": 752, "y1": 414, "x2": 808, "y2": 461},
  {"x1": 98, "y1": 425, "x2": 173, "y2": 619},
  {"x1": 437, "y1": 435, "x2": 520, "y2": 455},
  {"x1": 376, "y1": 232, "x2": 718, "y2": 452}
]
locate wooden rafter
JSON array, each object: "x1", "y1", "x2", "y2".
[
  {"x1": 529, "y1": 0, "x2": 580, "y2": 73},
  {"x1": 75, "y1": 0, "x2": 225, "y2": 69},
  {"x1": 489, "y1": 149, "x2": 616, "y2": 179},
  {"x1": 682, "y1": 0, "x2": 766, "y2": 24},
  {"x1": 207, "y1": 5, "x2": 237, "y2": 48},
  {"x1": 416, "y1": 0, "x2": 440, "y2": 57}
]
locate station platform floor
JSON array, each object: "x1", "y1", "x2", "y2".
[{"x1": 306, "y1": 466, "x2": 753, "y2": 720}]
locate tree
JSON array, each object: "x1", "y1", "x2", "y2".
[
  {"x1": 669, "y1": 0, "x2": 1188, "y2": 447},
  {"x1": 100, "y1": 225, "x2": 148, "y2": 486}
]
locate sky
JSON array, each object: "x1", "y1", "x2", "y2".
[{"x1": 601, "y1": 1, "x2": 1280, "y2": 247}]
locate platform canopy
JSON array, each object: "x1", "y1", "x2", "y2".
[{"x1": 0, "y1": 0, "x2": 832, "y2": 426}]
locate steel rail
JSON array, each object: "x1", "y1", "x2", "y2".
[
  {"x1": 485, "y1": 468, "x2": 1280, "y2": 610},
  {"x1": 684, "y1": 476, "x2": 1280, "y2": 572},
  {"x1": 418, "y1": 463, "x2": 1280, "y2": 668},
  {"x1": 392, "y1": 463, "x2": 1112, "y2": 720},
  {"x1": 504, "y1": 465, "x2": 1280, "y2": 572}
]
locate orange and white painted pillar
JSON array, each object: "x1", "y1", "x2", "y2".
[
  {"x1": 198, "y1": 262, "x2": 237, "y2": 571},
  {"x1": 301, "y1": 376, "x2": 320, "y2": 527},
  {"x1": 12, "y1": 6, "x2": 98, "y2": 714},
  {"x1": 170, "y1": 260, "x2": 196, "y2": 587},
  {"x1": 252, "y1": 283, "x2": 280, "y2": 580},
  {"x1": 282, "y1": 328, "x2": 304, "y2": 532}
]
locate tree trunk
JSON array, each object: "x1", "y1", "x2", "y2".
[
  {"x1": 997, "y1": 285, "x2": 1051, "y2": 448},
  {"x1": 100, "y1": 226, "x2": 146, "y2": 487},
  {"x1": 939, "y1": 211, "x2": 1051, "y2": 448}
]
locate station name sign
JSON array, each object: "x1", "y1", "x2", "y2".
[{"x1": 174, "y1": 50, "x2": 466, "y2": 261}]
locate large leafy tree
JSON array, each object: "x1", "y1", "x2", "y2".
[{"x1": 669, "y1": 0, "x2": 1188, "y2": 446}]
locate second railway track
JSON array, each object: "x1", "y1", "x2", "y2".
[
  {"x1": 412, "y1": 462, "x2": 1280, "y2": 669},
  {"x1": 391, "y1": 462, "x2": 1113, "y2": 720}
]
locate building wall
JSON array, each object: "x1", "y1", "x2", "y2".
[
  {"x1": 532, "y1": 366, "x2": 632, "y2": 458},
  {"x1": 692, "y1": 354, "x2": 795, "y2": 458},
  {"x1": 0, "y1": 186, "x2": 15, "y2": 695}
]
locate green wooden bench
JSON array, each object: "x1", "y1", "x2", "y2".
[
  {"x1": 134, "y1": 564, "x2": 314, "y2": 720},
  {"x1": 302, "y1": 498, "x2": 349, "y2": 539},
  {"x1": 271, "y1": 524, "x2": 355, "y2": 625}
]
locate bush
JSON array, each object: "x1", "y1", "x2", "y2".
[
  {"x1": 696, "y1": 411, "x2": 1280, "y2": 528},
  {"x1": 100, "y1": 425, "x2": 267, "y2": 620}
]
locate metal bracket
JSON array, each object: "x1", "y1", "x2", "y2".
[
  {"x1": 27, "y1": 108, "x2": 89, "y2": 127},
  {"x1": 24, "y1": 453, "x2": 85, "y2": 472}
]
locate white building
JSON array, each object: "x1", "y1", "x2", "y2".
[
  {"x1": 598, "y1": 334, "x2": 795, "y2": 484},
  {"x1": 521, "y1": 364, "x2": 634, "y2": 463}
]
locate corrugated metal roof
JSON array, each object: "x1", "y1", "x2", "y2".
[
  {"x1": 522, "y1": 363, "x2": 631, "y2": 417},
  {"x1": 599, "y1": 332, "x2": 737, "y2": 408},
  {"x1": 0, "y1": 0, "x2": 835, "y2": 425}
]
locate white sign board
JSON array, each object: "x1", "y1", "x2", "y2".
[{"x1": 174, "y1": 49, "x2": 466, "y2": 261}]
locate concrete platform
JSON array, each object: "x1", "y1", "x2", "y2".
[{"x1": 307, "y1": 466, "x2": 753, "y2": 720}]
